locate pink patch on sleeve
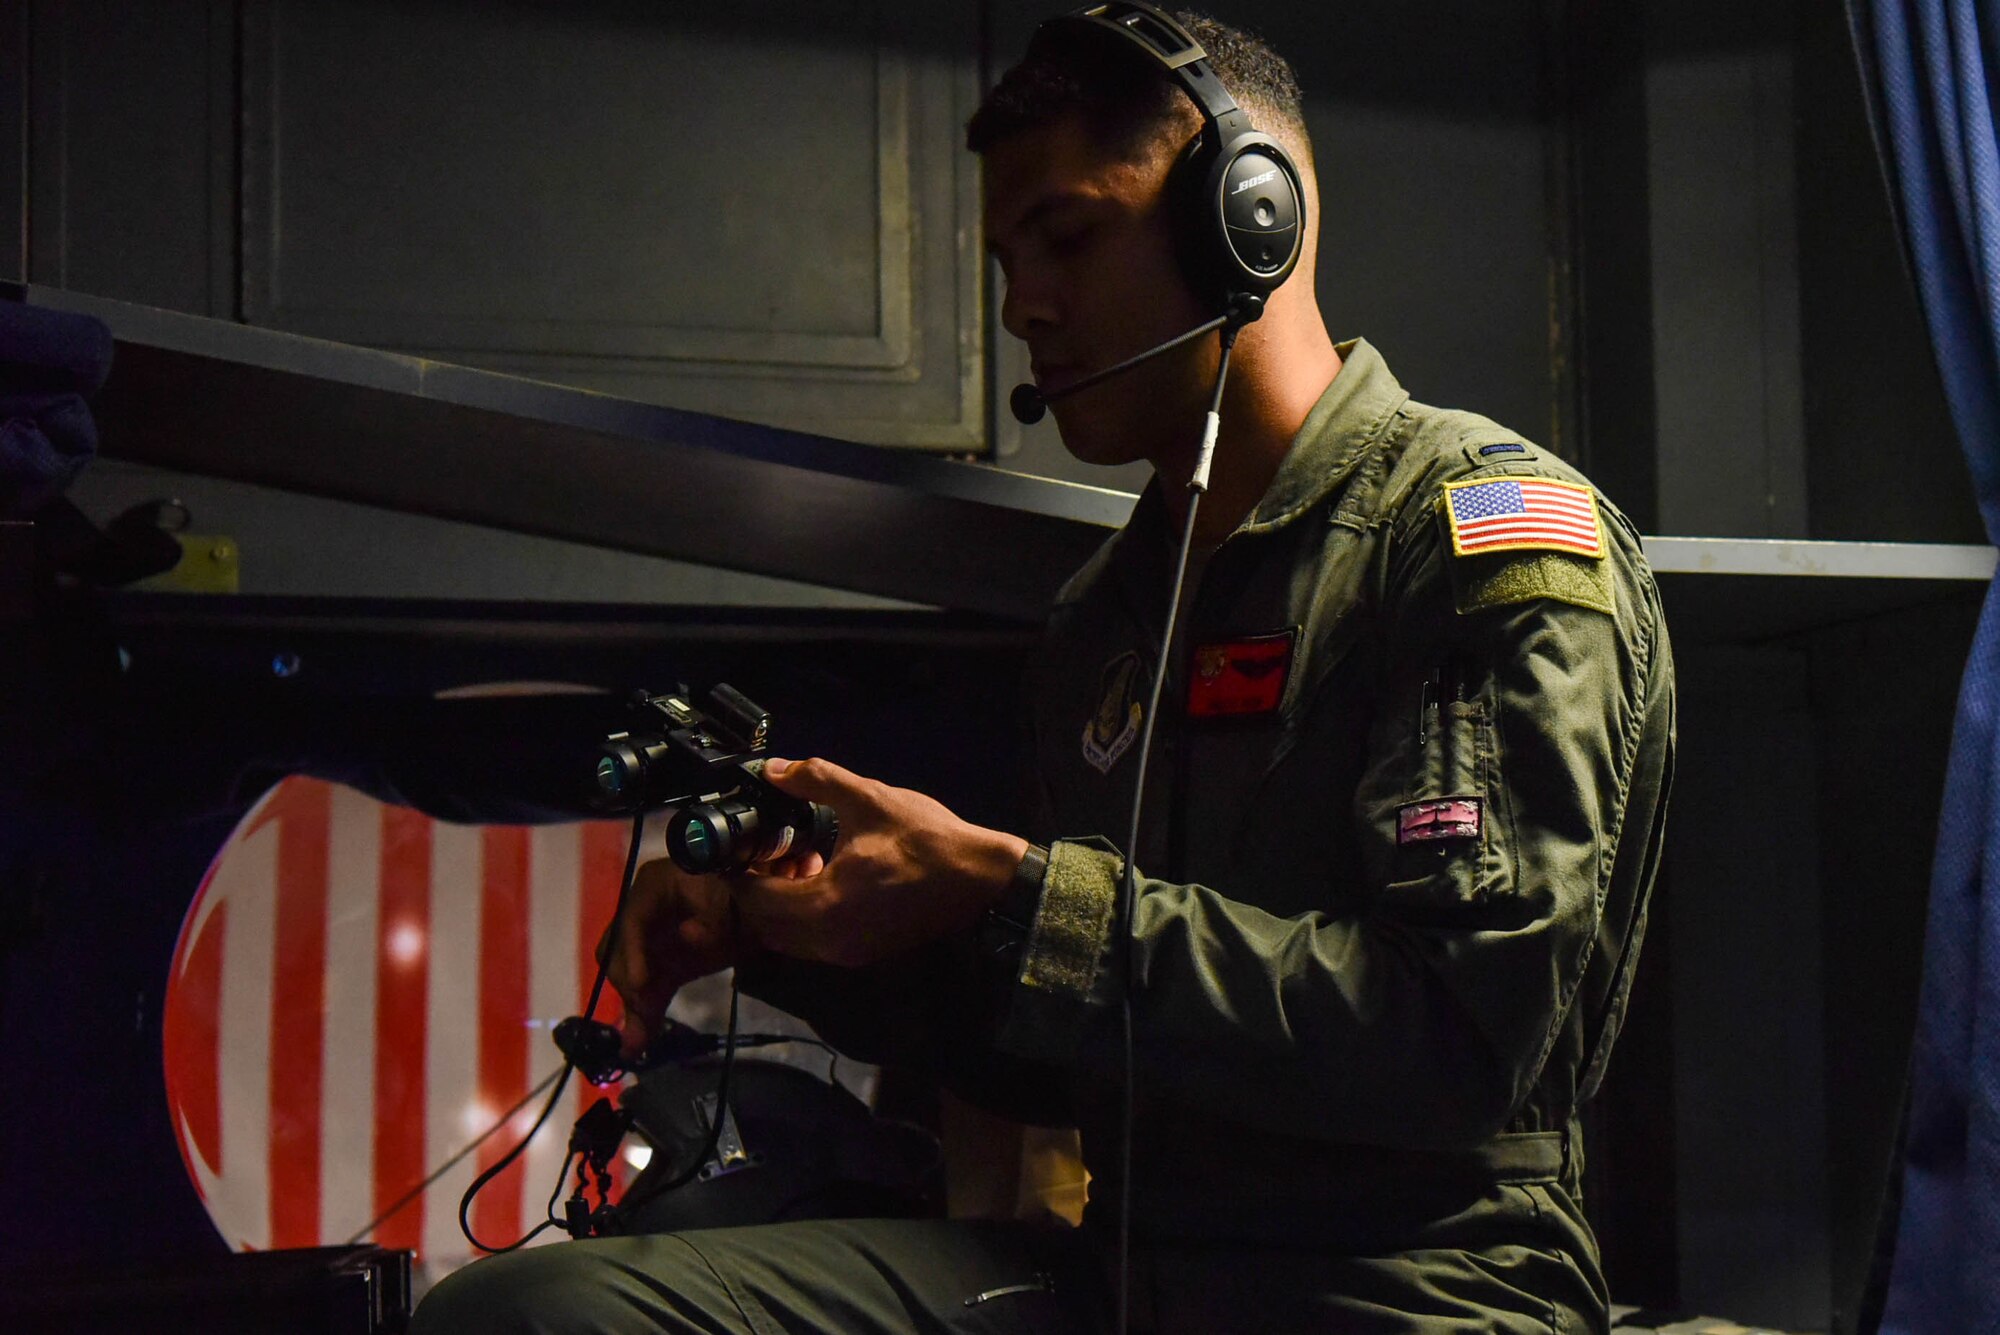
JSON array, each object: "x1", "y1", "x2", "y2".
[{"x1": 1397, "y1": 797, "x2": 1484, "y2": 845}]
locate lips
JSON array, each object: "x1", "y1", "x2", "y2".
[{"x1": 1031, "y1": 360, "x2": 1082, "y2": 395}]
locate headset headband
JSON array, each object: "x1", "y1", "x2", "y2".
[
  {"x1": 1045, "y1": 3, "x2": 1245, "y2": 135},
  {"x1": 1040, "y1": 3, "x2": 1256, "y2": 141}
]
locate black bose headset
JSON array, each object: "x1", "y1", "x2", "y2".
[{"x1": 1034, "y1": 1, "x2": 1306, "y2": 308}]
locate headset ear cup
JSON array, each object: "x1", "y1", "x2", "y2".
[
  {"x1": 1167, "y1": 135, "x2": 1222, "y2": 306},
  {"x1": 1206, "y1": 135, "x2": 1305, "y2": 300},
  {"x1": 1170, "y1": 132, "x2": 1306, "y2": 308}
]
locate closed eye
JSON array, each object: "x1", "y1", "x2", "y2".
[{"x1": 1044, "y1": 219, "x2": 1097, "y2": 258}]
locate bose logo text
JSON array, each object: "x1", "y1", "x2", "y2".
[{"x1": 1232, "y1": 169, "x2": 1280, "y2": 195}]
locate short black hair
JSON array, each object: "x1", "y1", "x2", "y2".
[{"x1": 965, "y1": 9, "x2": 1306, "y2": 161}]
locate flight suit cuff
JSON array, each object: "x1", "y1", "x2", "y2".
[{"x1": 995, "y1": 837, "x2": 1121, "y2": 1064}]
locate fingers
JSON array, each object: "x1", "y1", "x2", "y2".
[
  {"x1": 761, "y1": 756, "x2": 871, "y2": 808},
  {"x1": 601, "y1": 874, "x2": 673, "y2": 1057},
  {"x1": 617, "y1": 1008, "x2": 657, "y2": 1061},
  {"x1": 746, "y1": 849, "x2": 826, "y2": 881},
  {"x1": 733, "y1": 841, "x2": 829, "y2": 900},
  {"x1": 606, "y1": 928, "x2": 659, "y2": 1057},
  {"x1": 611, "y1": 957, "x2": 681, "y2": 1060},
  {"x1": 600, "y1": 859, "x2": 743, "y2": 1059}
]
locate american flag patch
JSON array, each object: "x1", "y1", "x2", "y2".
[{"x1": 1443, "y1": 477, "x2": 1604, "y2": 558}]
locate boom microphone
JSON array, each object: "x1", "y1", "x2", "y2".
[
  {"x1": 1010, "y1": 382, "x2": 1051, "y2": 426},
  {"x1": 1008, "y1": 297, "x2": 1261, "y2": 425}
]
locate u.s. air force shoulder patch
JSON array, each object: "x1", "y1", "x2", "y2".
[
  {"x1": 1082, "y1": 650, "x2": 1145, "y2": 775},
  {"x1": 1439, "y1": 476, "x2": 1617, "y2": 617}
]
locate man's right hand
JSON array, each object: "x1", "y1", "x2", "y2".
[{"x1": 598, "y1": 855, "x2": 739, "y2": 1059}]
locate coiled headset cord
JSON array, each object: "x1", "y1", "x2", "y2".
[
  {"x1": 1113, "y1": 316, "x2": 1243, "y2": 1335},
  {"x1": 450, "y1": 810, "x2": 744, "y2": 1254}
]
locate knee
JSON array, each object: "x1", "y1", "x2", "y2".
[{"x1": 410, "y1": 1248, "x2": 613, "y2": 1335}]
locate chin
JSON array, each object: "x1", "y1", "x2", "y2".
[
  {"x1": 1049, "y1": 383, "x2": 1177, "y2": 468},
  {"x1": 1051, "y1": 417, "x2": 1150, "y2": 470}
]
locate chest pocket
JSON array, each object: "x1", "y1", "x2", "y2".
[
  {"x1": 1192, "y1": 610, "x2": 1372, "y2": 914},
  {"x1": 1183, "y1": 524, "x2": 1377, "y2": 914}
]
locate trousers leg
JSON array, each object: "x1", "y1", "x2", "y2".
[
  {"x1": 411, "y1": 1217, "x2": 1109, "y2": 1335},
  {"x1": 412, "y1": 1231, "x2": 755, "y2": 1335}
]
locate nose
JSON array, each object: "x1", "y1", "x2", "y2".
[{"x1": 999, "y1": 266, "x2": 1059, "y2": 343}]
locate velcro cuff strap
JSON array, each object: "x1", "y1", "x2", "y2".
[
  {"x1": 997, "y1": 839, "x2": 1121, "y2": 1063},
  {"x1": 1022, "y1": 840, "x2": 1119, "y2": 996}
]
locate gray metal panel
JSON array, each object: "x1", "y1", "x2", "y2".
[
  {"x1": 1673, "y1": 645, "x2": 1832, "y2": 1331},
  {"x1": 237, "y1": 0, "x2": 987, "y2": 450},
  {"x1": 1570, "y1": 0, "x2": 1661, "y2": 532},
  {"x1": 242, "y1": 2, "x2": 901, "y2": 362},
  {"x1": 204, "y1": 0, "x2": 237, "y2": 320},
  {"x1": 24, "y1": 0, "x2": 220, "y2": 312},
  {"x1": 1, "y1": 2, "x2": 24, "y2": 283},
  {"x1": 1645, "y1": 3, "x2": 1808, "y2": 538}
]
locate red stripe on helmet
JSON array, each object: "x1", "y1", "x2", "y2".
[
  {"x1": 474, "y1": 827, "x2": 532, "y2": 1245},
  {"x1": 268, "y1": 780, "x2": 331, "y2": 1248},
  {"x1": 164, "y1": 896, "x2": 227, "y2": 1184}
]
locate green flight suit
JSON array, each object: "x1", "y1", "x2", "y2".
[
  {"x1": 994, "y1": 332, "x2": 1674, "y2": 1326},
  {"x1": 412, "y1": 339, "x2": 1674, "y2": 1334}
]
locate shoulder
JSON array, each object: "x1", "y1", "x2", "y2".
[
  {"x1": 1370, "y1": 402, "x2": 1638, "y2": 549},
  {"x1": 1371, "y1": 402, "x2": 1589, "y2": 518},
  {"x1": 1369, "y1": 403, "x2": 1657, "y2": 628}
]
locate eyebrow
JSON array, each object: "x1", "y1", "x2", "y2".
[{"x1": 986, "y1": 191, "x2": 1111, "y2": 255}]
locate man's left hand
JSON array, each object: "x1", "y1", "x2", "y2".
[{"x1": 731, "y1": 756, "x2": 1028, "y2": 968}]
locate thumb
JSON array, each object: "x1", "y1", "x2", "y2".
[
  {"x1": 618, "y1": 1009, "x2": 653, "y2": 1061},
  {"x1": 759, "y1": 756, "x2": 864, "y2": 806}
]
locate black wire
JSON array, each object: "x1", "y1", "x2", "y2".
[
  {"x1": 343, "y1": 1063, "x2": 566, "y2": 1246},
  {"x1": 458, "y1": 809, "x2": 648, "y2": 1255},
  {"x1": 546, "y1": 1150, "x2": 578, "y2": 1228},
  {"x1": 584, "y1": 810, "x2": 649, "y2": 1020},
  {"x1": 1114, "y1": 322, "x2": 1241, "y2": 1335},
  {"x1": 607, "y1": 973, "x2": 743, "y2": 1220},
  {"x1": 456, "y1": 1067, "x2": 577, "y2": 1254}
]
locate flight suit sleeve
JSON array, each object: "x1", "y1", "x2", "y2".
[{"x1": 994, "y1": 483, "x2": 1670, "y2": 1149}]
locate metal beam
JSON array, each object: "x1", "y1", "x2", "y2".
[
  {"x1": 5, "y1": 283, "x2": 1134, "y2": 623},
  {"x1": 1644, "y1": 535, "x2": 1996, "y2": 580}
]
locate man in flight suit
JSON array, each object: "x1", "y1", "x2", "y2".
[{"x1": 413, "y1": 7, "x2": 1673, "y2": 1332}]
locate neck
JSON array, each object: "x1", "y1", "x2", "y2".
[{"x1": 1154, "y1": 307, "x2": 1342, "y2": 546}]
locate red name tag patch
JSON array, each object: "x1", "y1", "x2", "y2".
[
  {"x1": 1186, "y1": 630, "x2": 1296, "y2": 719},
  {"x1": 1397, "y1": 797, "x2": 1484, "y2": 844}
]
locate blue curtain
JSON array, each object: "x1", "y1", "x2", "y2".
[{"x1": 1851, "y1": 2, "x2": 2000, "y2": 1329}]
